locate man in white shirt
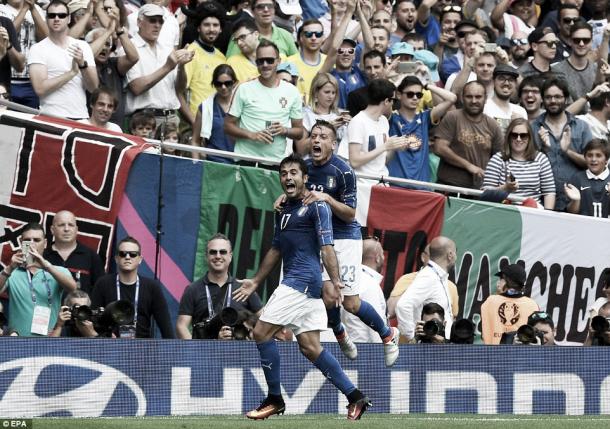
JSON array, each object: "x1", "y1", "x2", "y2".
[
  {"x1": 484, "y1": 64, "x2": 527, "y2": 136},
  {"x1": 395, "y1": 236, "x2": 457, "y2": 341},
  {"x1": 125, "y1": 4, "x2": 194, "y2": 129},
  {"x1": 341, "y1": 237, "x2": 387, "y2": 343},
  {"x1": 127, "y1": 0, "x2": 180, "y2": 48},
  {"x1": 28, "y1": 0, "x2": 98, "y2": 119}
]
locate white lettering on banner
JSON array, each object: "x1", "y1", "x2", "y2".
[
  {"x1": 171, "y1": 368, "x2": 243, "y2": 414},
  {"x1": 598, "y1": 375, "x2": 610, "y2": 414},
  {"x1": 426, "y1": 371, "x2": 497, "y2": 414},
  {"x1": 513, "y1": 373, "x2": 584, "y2": 415},
  {"x1": 0, "y1": 357, "x2": 146, "y2": 417},
  {"x1": 391, "y1": 371, "x2": 410, "y2": 413},
  {"x1": 251, "y1": 368, "x2": 330, "y2": 414}
]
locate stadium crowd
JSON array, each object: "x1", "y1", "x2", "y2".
[{"x1": 0, "y1": 0, "x2": 607, "y2": 215}]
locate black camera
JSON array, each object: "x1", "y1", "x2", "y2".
[
  {"x1": 515, "y1": 324, "x2": 543, "y2": 345},
  {"x1": 590, "y1": 315, "x2": 610, "y2": 346},
  {"x1": 68, "y1": 300, "x2": 134, "y2": 336},
  {"x1": 418, "y1": 319, "x2": 445, "y2": 343},
  {"x1": 450, "y1": 318, "x2": 475, "y2": 344},
  {"x1": 192, "y1": 307, "x2": 250, "y2": 340}
]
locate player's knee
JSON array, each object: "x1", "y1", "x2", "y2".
[
  {"x1": 298, "y1": 342, "x2": 320, "y2": 361},
  {"x1": 342, "y1": 296, "x2": 360, "y2": 314},
  {"x1": 322, "y1": 293, "x2": 335, "y2": 309}
]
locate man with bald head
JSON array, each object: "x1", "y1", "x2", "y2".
[
  {"x1": 395, "y1": 236, "x2": 457, "y2": 341},
  {"x1": 340, "y1": 237, "x2": 388, "y2": 343},
  {"x1": 44, "y1": 210, "x2": 105, "y2": 294}
]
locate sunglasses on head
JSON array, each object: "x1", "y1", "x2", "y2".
[
  {"x1": 303, "y1": 30, "x2": 324, "y2": 39},
  {"x1": 209, "y1": 249, "x2": 229, "y2": 255},
  {"x1": 48, "y1": 12, "x2": 69, "y2": 19},
  {"x1": 529, "y1": 311, "x2": 550, "y2": 322},
  {"x1": 511, "y1": 38, "x2": 528, "y2": 46},
  {"x1": 442, "y1": 5, "x2": 461, "y2": 12},
  {"x1": 214, "y1": 80, "x2": 234, "y2": 88},
  {"x1": 403, "y1": 91, "x2": 424, "y2": 99},
  {"x1": 255, "y1": 57, "x2": 276, "y2": 66},
  {"x1": 338, "y1": 47, "x2": 355, "y2": 55},
  {"x1": 254, "y1": 3, "x2": 274, "y2": 11},
  {"x1": 118, "y1": 250, "x2": 140, "y2": 258}
]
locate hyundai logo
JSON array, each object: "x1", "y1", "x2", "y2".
[{"x1": 0, "y1": 357, "x2": 146, "y2": 417}]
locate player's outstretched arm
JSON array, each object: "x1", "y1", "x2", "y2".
[
  {"x1": 233, "y1": 247, "x2": 281, "y2": 302},
  {"x1": 320, "y1": 245, "x2": 343, "y2": 307}
]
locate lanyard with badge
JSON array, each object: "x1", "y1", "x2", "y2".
[
  {"x1": 29, "y1": 269, "x2": 53, "y2": 336},
  {"x1": 428, "y1": 263, "x2": 453, "y2": 321},
  {"x1": 204, "y1": 280, "x2": 232, "y2": 319},
  {"x1": 116, "y1": 275, "x2": 139, "y2": 339}
]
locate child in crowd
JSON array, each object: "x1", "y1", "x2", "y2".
[
  {"x1": 129, "y1": 111, "x2": 156, "y2": 139},
  {"x1": 565, "y1": 139, "x2": 610, "y2": 218},
  {"x1": 155, "y1": 122, "x2": 182, "y2": 156}
]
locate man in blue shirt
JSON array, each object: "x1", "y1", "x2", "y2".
[
  {"x1": 303, "y1": 120, "x2": 400, "y2": 367},
  {"x1": 234, "y1": 154, "x2": 370, "y2": 421}
]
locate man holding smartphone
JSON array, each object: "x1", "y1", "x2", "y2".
[{"x1": 0, "y1": 223, "x2": 76, "y2": 336}]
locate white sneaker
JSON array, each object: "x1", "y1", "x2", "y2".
[
  {"x1": 384, "y1": 327, "x2": 400, "y2": 367},
  {"x1": 337, "y1": 332, "x2": 358, "y2": 360}
]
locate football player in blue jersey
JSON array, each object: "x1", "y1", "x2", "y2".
[
  {"x1": 233, "y1": 153, "x2": 370, "y2": 421},
  {"x1": 302, "y1": 120, "x2": 400, "y2": 367}
]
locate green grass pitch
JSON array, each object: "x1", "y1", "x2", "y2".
[{"x1": 31, "y1": 415, "x2": 610, "y2": 429}]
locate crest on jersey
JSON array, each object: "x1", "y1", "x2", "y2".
[
  {"x1": 297, "y1": 206, "x2": 308, "y2": 216},
  {"x1": 326, "y1": 176, "x2": 335, "y2": 188}
]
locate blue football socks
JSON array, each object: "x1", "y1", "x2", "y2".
[
  {"x1": 313, "y1": 349, "x2": 356, "y2": 396},
  {"x1": 356, "y1": 300, "x2": 391, "y2": 339},
  {"x1": 327, "y1": 306, "x2": 345, "y2": 336},
  {"x1": 257, "y1": 340, "x2": 281, "y2": 395}
]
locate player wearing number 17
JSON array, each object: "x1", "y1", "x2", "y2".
[
  {"x1": 303, "y1": 120, "x2": 400, "y2": 366},
  {"x1": 233, "y1": 154, "x2": 370, "y2": 420}
]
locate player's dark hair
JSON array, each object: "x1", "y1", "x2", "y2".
[
  {"x1": 583, "y1": 139, "x2": 610, "y2": 159},
  {"x1": 279, "y1": 154, "x2": 308, "y2": 176},
  {"x1": 311, "y1": 119, "x2": 337, "y2": 140}
]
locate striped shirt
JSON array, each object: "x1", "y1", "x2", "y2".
[{"x1": 483, "y1": 152, "x2": 556, "y2": 202}]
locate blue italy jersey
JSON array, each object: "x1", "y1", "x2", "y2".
[
  {"x1": 306, "y1": 155, "x2": 361, "y2": 240},
  {"x1": 388, "y1": 110, "x2": 431, "y2": 184},
  {"x1": 272, "y1": 199, "x2": 334, "y2": 298}
]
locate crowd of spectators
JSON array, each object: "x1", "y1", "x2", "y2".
[{"x1": 0, "y1": 0, "x2": 608, "y2": 217}]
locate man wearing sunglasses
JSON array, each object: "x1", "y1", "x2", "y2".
[
  {"x1": 225, "y1": 0, "x2": 297, "y2": 58},
  {"x1": 28, "y1": 0, "x2": 98, "y2": 119},
  {"x1": 225, "y1": 39, "x2": 303, "y2": 163},
  {"x1": 518, "y1": 26, "x2": 559, "y2": 79},
  {"x1": 288, "y1": 19, "x2": 326, "y2": 102},
  {"x1": 551, "y1": 21, "x2": 597, "y2": 105},
  {"x1": 91, "y1": 236, "x2": 174, "y2": 339},
  {"x1": 484, "y1": 64, "x2": 527, "y2": 136},
  {"x1": 176, "y1": 233, "x2": 262, "y2": 340}
]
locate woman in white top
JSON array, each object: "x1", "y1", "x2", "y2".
[{"x1": 298, "y1": 72, "x2": 350, "y2": 157}]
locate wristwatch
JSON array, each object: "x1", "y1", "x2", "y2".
[{"x1": 78, "y1": 61, "x2": 88, "y2": 70}]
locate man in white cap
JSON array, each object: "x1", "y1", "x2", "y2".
[
  {"x1": 127, "y1": 0, "x2": 180, "y2": 48},
  {"x1": 125, "y1": 3, "x2": 194, "y2": 129}
]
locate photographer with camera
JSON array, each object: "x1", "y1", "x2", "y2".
[
  {"x1": 176, "y1": 233, "x2": 262, "y2": 340},
  {"x1": 91, "y1": 236, "x2": 174, "y2": 339},
  {"x1": 0, "y1": 223, "x2": 76, "y2": 336},
  {"x1": 527, "y1": 311, "x2": 556, "y2": 346},
  {"x1": 481, "y1": 263, "x2": 539, "y2": 344},
  {"x1": 50, "y1": 290, "x2": 98, "y2": 337},
  {"x1": 584, "y1": 302, "x2": 610, "y2": 346},
  {"x1": 412, "y1": 303, "x2": 448, "y2": 344}
]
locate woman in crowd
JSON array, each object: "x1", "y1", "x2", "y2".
[
  {"x1": 191, "y1": 64, "x2": 237, "y2": 163},
  {"x1": 483, "y1": 117, "x2": 556, "y2": 209},
  {"x1": 299, "y1": 72, "x2": 350, "y2": 157}
]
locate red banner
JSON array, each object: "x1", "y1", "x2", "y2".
[
  {"x1": 366, "y1": 185, "x2": 446, "y2": 294},
  {"x1": 0, "y1": 112, "x2": 147, "y2": 270}
]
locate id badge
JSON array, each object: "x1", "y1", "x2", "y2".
[
  {"x1": 31, "y1": 305, "x2": 51, "y2": 336},
  {"x1": 119, "y1": 325, "x2": 136, "y2": 339}
]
